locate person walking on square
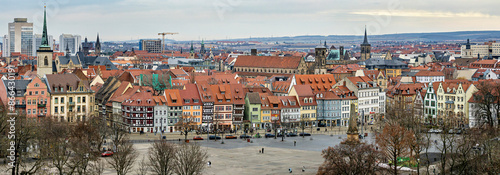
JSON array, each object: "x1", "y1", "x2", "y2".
[{"x1": 207, "y1": 161, "x2": 211, "y2": 167}]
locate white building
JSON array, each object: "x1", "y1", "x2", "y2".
[
  {"x1": 59, "y1": 34, "x2": 81, "y2": 55},
  {"x1": 3, "y1": 18, "x2": 34, "y2": 57},
  {"x1": 415, "y1": 71, "x2": 445, "y2": 83},
  {"x1": 336, "y1": 76, "x2": 381, "y2": 123},
  {"x1": 153, "y1": 96, "x2": 169, "y2": 133}
]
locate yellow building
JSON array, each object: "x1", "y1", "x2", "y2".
[
  {"x1": 46, "y1": 74, "x2": 95, "y2": 122},
  {"x1": 433, "y1": 80, "x2": 476, "y2": 124},
  {"x1": 288, "y1": 85, "x2": 317, "y2": 126},
  {"x1": 180, "y1": 84, "x2": 203, "y2": 126}
]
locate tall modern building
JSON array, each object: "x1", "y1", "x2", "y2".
[
  {"x1": 59, "y1": 34, "x2": 81, "y2": 55},
  {"x1": 139, "y1": 39, "x2": 161, "y2": 53},
  {"x1": 32, "y1": 34, "x2": 53, "y2": 56},
  {"x1": 2, "y1": 18, "x2": 34, "y2": 57}
]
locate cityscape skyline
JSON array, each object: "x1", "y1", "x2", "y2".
[{"x1": 0, "y1": 0, "x2": 499, "y2": 41}]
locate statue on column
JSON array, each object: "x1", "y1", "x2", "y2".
[{"x1": 342, "y1": 103, "x2": 360, "y2": 145}]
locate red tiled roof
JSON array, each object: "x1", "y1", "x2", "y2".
[
  {"x1": 415, "y1": 70, "x2": 445, "y2": 77},
  {"x1": 234, "y1": 55, "x2": 302, "y2": 69}
]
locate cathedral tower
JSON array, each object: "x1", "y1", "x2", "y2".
[{"x1": 360, "y1": 27, "x2": 371, "y2": 60}]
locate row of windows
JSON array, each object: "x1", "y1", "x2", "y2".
[
  {"x1": 27, "y1": 108, "x2": 47, "y2": 115},
  {"x1": 28, "y1": 90, "x2": 45, "y2": 95},
  {"x1": 54, "y1": 97, "x2": 86, "y2": 104}
]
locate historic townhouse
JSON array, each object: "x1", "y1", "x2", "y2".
[
  {"x1": 210, "y1": 84, "x2": 234, "y2": 130},
  {"x1": 153, "y1": 95, "x2": 168, "y2": 133},
  {"x1": 288, "y1": 85, "x2": 317, "y2": 126},
  {"x1": 424, "y1": 83, "x2": 438, "y2": 123},
  {"x1": 164, "y1": 89, "x2": 183, "y2": 132},
  {"x1": 25, "y1": 77, "x2": 51, "y2": 120},
  {"x1": 245, "y1": 92, "x2": 262, "y2": 129},
  {"x1": 45, "y1": 74, "x2": 94, "y2": 122},
  {"x1": 180, "y1": 84, "x2": 203, "y2": 127},
  {"x1": 122, "y1": 91, "x2": 155, "y2": 133},
  {"x1": 197, "y1": 83, "x2": 214, "y2": 129},
  {"x1": 259, "y1": 93, "x2": 273, "y2": 129},
  {"x1": 278, "y1": 96, "x2": 300, "y2": 128},
  {"x1": 433, "y1": 80, "x2": 477, "y2": 124},
  {"x1": 331, "y1": 86, "x2": 358, "y2": 126},
  {"x1": 230, "y1": 84, "x2": 245, "y2": 130},
  {"x1": 336, "y1": 76, "x2": 381, "y2": 123}
]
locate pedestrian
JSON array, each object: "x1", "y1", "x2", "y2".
[
  {"x1": 262, "y1": 147, "x2": 264, "y2": 154},
  {"x1": 302, "y1": 166, "x2": 306, "y2": 172},
  {"x1": 207, "y1": 161, "x2": 211, "y2": 167},
  {"x1": 294, "y1": 140, "x2": 296, "y2": 146},
  {"x1": 289, "y1": 168, "x2": 292, "y2": 173}
]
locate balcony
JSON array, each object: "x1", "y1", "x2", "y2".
[
  {"x1": 38, "y1": 103, "x2": 46, "y2": 108},
  {"x1": 67, "y1": 102, "x2": 75, "y2": 106},
  {"x1": 15, "y1": 104, "x2": 26, "y2": 108},
  {"x1": 233, "y1": 117, "x2": 243, "y2": 122}
]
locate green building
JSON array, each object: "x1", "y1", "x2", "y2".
[{"x1": 244, "y1": 92, "x2": 262, "y2": 129}]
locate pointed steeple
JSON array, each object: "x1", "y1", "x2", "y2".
[
  {"x1": 324, "y1": 40, "x2": 327, "y2": 48},
  {"x1": 40, "y1": 5, "x2": 50, "y2": 48},
  {"x1": 95, "y1": 33, "x2": 101, "y2": 55},
  {"x1": 65, "y1": 42, "x2": 70, "y2": 56},
  {"x1": 190, "y1": 42, "x2": 194, "y2": 53},
  {"x1": 466, "y1": 39, "x2": 471, "y2": 49},
  {"x1": 362, "y1": 26, "x2": 369, "y2": 45}
]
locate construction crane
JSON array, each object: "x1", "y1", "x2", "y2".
[{"x1": 158, "y1": 32, "x2": 179, "y2": 54}]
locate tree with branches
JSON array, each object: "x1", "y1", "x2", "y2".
[
  {"x1": 376, "y1": 122, "x2": 415, "y2": 175},
  {"x1": 173, "y1": 143, "x2": 208, "y2": 175},
  {"x1": 175, "y1": 115, "x2": 198, "y2": 141},
  {"x1": 317, "y1": 143, "x2": 382, "y2": 175},
  {"x1": 107, "y1": 136, "x2": 137, "y2": 175},
  {"x1": 147, "y1": 140, "x2": 176, "y2": 175}
]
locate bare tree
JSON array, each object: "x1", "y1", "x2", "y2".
[
  {"x1": 7, "y1": 115, "x2": 44, "y2": 175},
  {"x1": 376, "y1": 122, "x2": 415, "y2": 175},
  {"x1": 148, "y1": 140, "x2": 176, "y2": 175},
  {"x1": 173, "y1": 143, "x2": 208, "y2": 175},
  {"x1": 40, "y1": 119, "x2": 72, "y2": 175},
  {"x1": 317, "y1": 143, "x2": 382, "y2": 175},
  {"x1": 107, "y1": 137, "x2": 137, "y2": 175},
  {"x1": 136, "y1": 156, "x2": 149, "y2": 175},
  {"x1": 175, "y1": 115, "x2": 198, "y2": 141}
]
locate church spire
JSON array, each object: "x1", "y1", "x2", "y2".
[
  {"x1": 362, "y1": 26, "x2": 369, "y2": 45},
  {"x1": 190, "y1": 41, "x2": 194, "y2": 53},
  {"x1": 95, "y1": 33, "x2": 101, "y2": 55},
  {"x1": 40, "y1": 5, "x2": 50, "y2": 48}
]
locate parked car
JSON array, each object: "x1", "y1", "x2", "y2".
[
  {"x1": 101, "y1": 151, "x2": 113, "y2": 157},
  {"x1": 253, "y1": 133, "x2": 262, "y2": 138},
  {"x1": 208, "y1": 135, "x2": 221, "y2": 140},
  {"x1": 225, "y1": 135, "x2": 237, "y2": 139},
  {"x1": 265, "y1": 133, "x2": 275, "y2": 138},
  {"x1": 193, "y1": 136, "x2": 204, "y2": 140},
  {"x1": 286, "y1": 133, "x2": 298, "y2": 137},
  {"x1": 240, "y1": 134, "x2": 252, "y2": 139},
  {"x1": 299, "y1": 132, "x2": 311, "y2": 136}
]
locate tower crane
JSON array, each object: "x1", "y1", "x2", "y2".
[{"x1": 158, "y1": 32, "x2": 179, "y2": 54}]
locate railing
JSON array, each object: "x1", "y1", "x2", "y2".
[
  {"x1": 37, "y1": 103, "x2": 46, "y2": 107},
  {"x1": 15, "y1": 104, "x2": 26, "y2": 108},
  {"x1": 67, "y1": 102, "x2": 75, "y2": 106}
]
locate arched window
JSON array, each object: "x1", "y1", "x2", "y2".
[{"x1": 44, "y1": 56, "x2": 48, "y2": 66}]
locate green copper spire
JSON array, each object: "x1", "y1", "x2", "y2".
[{"x1": 40, "y1": 5, "x2": 50, "y2": 48}]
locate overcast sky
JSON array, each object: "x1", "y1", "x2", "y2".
[{"x1": 0, "y1": 0, "x2": 499, "y2": 42}]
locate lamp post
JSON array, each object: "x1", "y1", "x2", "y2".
[{"x1": 417, "y1": 158, "x2": 420, "y2": 175}]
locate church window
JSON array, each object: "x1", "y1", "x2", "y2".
[{"x1": 44, "y1": 56, "x2": 48, "y2": 66}]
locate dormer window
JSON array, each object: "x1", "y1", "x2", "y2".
[
  {"x1": 185, "y1": 99, "x2": 190, "y2": 103},
  {"x1": 304, "y1": 98, "x2": 307, "y2": 103},
  {"x1": 309, "y1": 98, "x2": 313, "y2": 103}
]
